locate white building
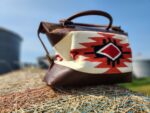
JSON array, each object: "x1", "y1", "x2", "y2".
[{"x1": 133, "y1": 59, "x2": 150, "y2": 78}]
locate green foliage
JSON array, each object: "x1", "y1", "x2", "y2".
[{"x1": 120, "y1": 77, "x2": 150, "y2": 96}]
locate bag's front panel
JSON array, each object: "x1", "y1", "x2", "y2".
[{"x1": 54, "y1": 31, "x2": 132, "y2": 74}]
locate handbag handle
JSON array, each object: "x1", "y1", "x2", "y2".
[
  {"x1": 37, "y1": 22, "x2": 54, "y2": 65},
  {"x1": 60, "y1": 10, "x2": 113, "y2": 30}
]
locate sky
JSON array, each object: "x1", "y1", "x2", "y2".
[{"x1": 0, "y1": 0, "x2": 150, "y2": 63}]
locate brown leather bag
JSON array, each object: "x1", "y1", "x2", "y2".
[{"x1": 37, "y1": 10, "x2": 132, "y2": 87}]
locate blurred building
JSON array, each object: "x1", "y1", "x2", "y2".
[
  {"x1": 133, "y1": 59, "x2": 150, "y2": 78},
  {"x1": 38, "y1": 56, "x2": 49, "y2": 69},
  {"x1": 0, "y1": 28, "x2": 22, "y2": 74}
]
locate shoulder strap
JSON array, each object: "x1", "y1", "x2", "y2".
[{"x1": 37, "y1": 22, "x2": 53, "y2": 65}]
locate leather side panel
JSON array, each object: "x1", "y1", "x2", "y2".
[{"x1": 44, "y1": 63, "x2": 132, "y2": 87}]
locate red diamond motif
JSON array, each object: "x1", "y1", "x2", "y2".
[{"x1": 97, "y1": 43, "x2": 121, "y2": 60}]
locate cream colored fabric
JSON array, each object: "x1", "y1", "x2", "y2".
[{"x1": 54, "y1": 31, "x2": 132, "y2": 74}]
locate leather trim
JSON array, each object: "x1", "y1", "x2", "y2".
[
  {"x1": 47, "y1": 33, "x2": 66, "y2": 46},
  {"x1": 46, "y1": 26, "x2": 127, "y2": 46},
  {"x1": 44, "y1": 63, "x2": 132, "y2": 87},
  {"x1": 38, "y1": 22, "x2": 128, "y2": 46},
  {"x1": 47, "y1": 28, "x2": 75, "y2": 46}
]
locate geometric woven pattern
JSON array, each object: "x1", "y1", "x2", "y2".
[
  {"x1": 70, "y1": 32, "x2": 132, "y2": 74},
  {"x1": 54, "y1": 31, "x2": 132, "y2": 74},
  {"x1": 97, "y1": 43, "x2": 121, "y2": 61}
]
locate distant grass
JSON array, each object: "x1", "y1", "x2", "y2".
[{"x1": 120, "y1": 77, "x2": 150, "y2": 96}]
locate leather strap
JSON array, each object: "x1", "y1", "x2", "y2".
[
  {"x1": 60, "y1": 10, "x2": 113, "y2": 30},
  {"x1": 37, "y1": 22, "x2": 54, "y2": 65}
]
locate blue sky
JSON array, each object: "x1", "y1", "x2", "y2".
[{"x1": 0, "y1": 0, "x2": 150, "y2": 63}]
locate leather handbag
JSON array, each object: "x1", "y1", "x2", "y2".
[{"x1": 37, "y1": 10, "x2": 132, "y2": 86}]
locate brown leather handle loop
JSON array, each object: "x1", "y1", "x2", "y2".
[
  {"x1": 60, "y1": 10, "x2": 113, "y2": 30},
  {"x1": 37, "y1": 22, "x2": 54, "y2": 65}
]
